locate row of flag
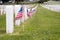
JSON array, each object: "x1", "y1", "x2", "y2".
[
  {"x1": 15, "y1": 5, "x2": 38, "y2": 26},
  {"x1": 15, "y1": 5, "x2": 38, "y2": 20},
  {"x1": 0, "y1": 5, "x2": 38, "y2": 26},
  {"x1": 0, "y1": 5, "x2": 38, "y2": 33}
]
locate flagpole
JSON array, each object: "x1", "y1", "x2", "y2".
[
  {"x1": 21, "y1": 3, "x2": 27, "y2": 32},
  {"x1": 22, "y1": 5, "x2": 25, "y2": 32}
]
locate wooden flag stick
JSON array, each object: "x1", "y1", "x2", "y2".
[
  {"x1": 22, "y1": 5, "x2": 25, "y2": 32},
  {"x1": 22, "y1": 22, "x2": 24, "y2": 31}
]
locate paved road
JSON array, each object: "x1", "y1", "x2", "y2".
[{"x1": 41, "y1": 5, "x2": 60, "y2": 12}]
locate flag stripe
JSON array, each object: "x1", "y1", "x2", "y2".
[{"x1": 15, "y1": 7, "x2": 23, "y2": 20}]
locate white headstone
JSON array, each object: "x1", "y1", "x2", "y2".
[
  {"x1": 24, "y1": 5, "x2": 29, "y2": 20},
  {"x1": 0, "y1": 5, "x2": 1, "y2": 15},
  {"x1": 6, "y1": 5, "x2": 14, "y2": 33},
  {"x1": 21, "y1": 6, "x2": 24, "y2": 23},
  {"x1": 3, "y1": 5, "x2": 6, "y2": 14},
  {"x1": 15, "y1": 5, "x2": 21, "y2": 26},
  {"x1": 0, "y1": 5, "x2": 3, "y2": 15},
  {"x1": 30, "y1": 0, "x2": 33, "y2": 1}
]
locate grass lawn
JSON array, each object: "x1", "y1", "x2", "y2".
[
  {"x1": 0, "y1": 4, "x2": 60, "y2": 40},
  {"x1": 0, "y1": 14, "x2": 6, "y2": 34}
]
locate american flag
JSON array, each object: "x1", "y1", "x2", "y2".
[
  {"x1": 27, "y1": 8, "x2": 36, "y2": 17},
  {"x1": 15, "y1": 7, "x2": 23, "y2": 20}
]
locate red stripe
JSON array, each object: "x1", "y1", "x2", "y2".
[
  {"x1": 15, "y1": 12, "x2": 23, "y2": 20},
  {"x1": 27, "y1": 12, "x2": 32, "y2": 17}
]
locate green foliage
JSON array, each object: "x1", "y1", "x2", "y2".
[{"x1": 0, "y1": 14, "x2": 6, "y2": 34}]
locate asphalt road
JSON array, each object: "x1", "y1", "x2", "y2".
[{"x1": 41, "y1": 4, "x2": 60, "y2": 12}]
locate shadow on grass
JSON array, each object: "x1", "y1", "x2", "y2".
[
  {"x1": 0, "y1": 34, "x2": 34, "y2": 40},
  {"x1": 0, "y1": 29, "x2": 6, "y2": 34}
]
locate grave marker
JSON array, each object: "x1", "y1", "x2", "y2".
[{"x1": 6, "y1": 5, "x2": 14, "y2": 33}]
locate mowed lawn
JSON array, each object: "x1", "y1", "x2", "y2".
[
  {"x1": 0, "y1": 14, "x2": 6, "y2": 34},
  {"x1": 0, "y1": 5, "x2": 60, "y2": 40}
]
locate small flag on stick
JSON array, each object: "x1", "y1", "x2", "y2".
[{"x1": 15, "y1": 7, "x2": 23, "y2": 20}]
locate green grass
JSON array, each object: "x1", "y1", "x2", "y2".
[
  {"x1": 0, "y1": 4, "x2": 60, "y2": 40},
  {"x1": 0, "y1": 14, "x2": 6, "y2": 34}
]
